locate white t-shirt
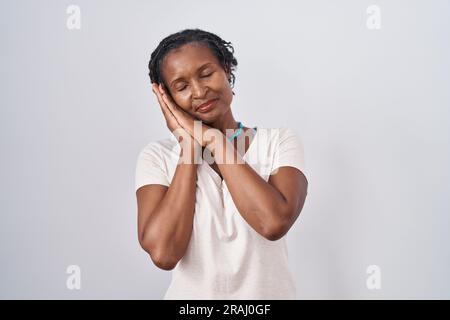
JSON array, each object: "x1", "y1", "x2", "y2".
[{"x1": 135, "y1": 127, "x2": 308, "y2": 300}]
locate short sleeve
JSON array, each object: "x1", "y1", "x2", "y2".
[
  {"x1": 270, "y1": 128, "x2": 307, "y2": 180},
  {"x1": 135, "y1": 143, "x2": 170, "y2": 191}
]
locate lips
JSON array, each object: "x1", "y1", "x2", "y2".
[{"x1": 195, "y1": 98, "x2": 218, "y2": 111}]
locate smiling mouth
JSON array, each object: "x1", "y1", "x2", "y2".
[{"x1": 196, "y1": 99, "x2": 218, "y2": 113}]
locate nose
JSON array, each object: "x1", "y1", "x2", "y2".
[{"x1": 191, "y1": 80, "x2": 208, "y2": 98}]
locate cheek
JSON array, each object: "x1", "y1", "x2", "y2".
[
  {"x1": 221, "y1": 90, "x2": 233, "y2": 108},
  {"x1": 208, "y1": 74, "x2": 233, "y2": 102},
  {"x1": 172, "y1": 92, "x2": 191, "y2": 110},
  {"x1": 212, "y1": 72, "x2": 230, "y2": 90},
  {"x1": 216, "y1": 76, "x2": 233, "y2": 102}
]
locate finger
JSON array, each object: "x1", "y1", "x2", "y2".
[
  {"x1": 157, "y1": 91, "x2": 178, "y2": 122},
  {"x1": 157, "y1": 85, "x2": 197, "y2": 137},
  {"x1": 160, "y1": 94, "x2": 196, "y2": 136},
  {"x1": 153, "y1": 84, "x2": 170, "y2": 112},
  {"x1": 158, "y1": 84, "x2": 179, "y2": 113},
  {"x1": 160, "y1": 90, "x2": 186, "y2": 122},
  {"x1": 153, "y1": 84, "x2": 178, "y2": 124},
  {"x1": 158, "y1": 83, "x2": 165, "y2": 94},
  {"x1": 160, "y1": 92, "x2": 176, "y2": 114},
  {"x1": 152, "y1": 84, "x2": 166, "y2": 112}
]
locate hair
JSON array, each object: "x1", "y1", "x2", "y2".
[{"x1": 148, "y1": 28, "x2": 238, "y2": 95}]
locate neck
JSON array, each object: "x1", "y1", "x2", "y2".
[{"x1": 208, "y1": 108, "x2": 241, "y2": 139}]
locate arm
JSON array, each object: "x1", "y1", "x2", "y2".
[
  {"x1": 136, "y1": 141, "x2": 199, "y2": 271},
  {"x1": 209, "y1": 134, "x2": 308, "y2": 241},
  {"x1": 153, "y1": 85, "x2": 308, "y2": 241}
]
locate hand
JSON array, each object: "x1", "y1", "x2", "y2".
[
  {"x1": 152, "y1": 83, "x2": 201, "y2": 163},
  {"x1": 157, "y1": 84, "x2": 223, "y2": 148},
  {"x1": 152, "y1": 83, "x2": 182, "y2": 134}
]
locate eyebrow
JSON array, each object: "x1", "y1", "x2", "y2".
[{"x1": 169, "y1": 62, "x2": 214, "y2": 87}]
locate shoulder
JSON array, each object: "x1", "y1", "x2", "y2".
[
  {"x1": 256, "y1": 127, "x2": 303, "y2": 146},
  {"x1": 276, "y1": 127, "x2": 301, "y2": 139},
  {"x1": 274, "y1": 127, "x2": 303, "y2": 147},
  {"x1": 266, "y1": 126, "x2": 307, "y2": 177},
  {"x1": 137, "y1": 136, "x2": 180, "y2": 161},
  {"x1": 134, "y1": 136, "x2": 179, "y2": 190}
]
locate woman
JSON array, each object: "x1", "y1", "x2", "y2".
[{"x1": 135, "y1": 29, "x2": 308, "y2": 299}]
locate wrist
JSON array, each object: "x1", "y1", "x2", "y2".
[
  {"x1": 179, "y1": 138, "x2": 201, "y2": 165},
  {"x1": 206, "y1": 133, "x2": 233, "y2": 164},
  {"x1": 202, "y1": 128, "x2": 222, "y2": 147}
]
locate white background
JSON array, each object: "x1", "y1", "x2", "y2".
[{"x1": 1, "y1": 0, "x2": 449, "y2": 299}]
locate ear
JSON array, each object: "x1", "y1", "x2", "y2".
[{"x1": 227, "y1": 73, "x2": 235, "y2": 96}]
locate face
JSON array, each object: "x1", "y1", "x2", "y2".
[{"x1": 160, "y1": 42, "x2": 234, "y2": 123}]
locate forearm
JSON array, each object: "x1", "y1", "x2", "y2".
[
  {"x1": 208, "y1": 135, "x2": 289, "y2": 239},
  {"x1": 142, "y1": 145, "x2": 199, "y2": 263}
]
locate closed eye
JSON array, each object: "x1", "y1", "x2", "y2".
[{"x1": 176, "y1": 72, "x2": 214, "y2": 91}]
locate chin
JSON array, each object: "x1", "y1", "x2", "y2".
[
  {"x1": 197, "y1": 114, "x2": 219, "y2": 125},
  {"x1": 196, "y1": 116, "x2": 214, "y2": 125},
  {"x1": 195, "y1": 108, "x2": 219, "y2": 120}
]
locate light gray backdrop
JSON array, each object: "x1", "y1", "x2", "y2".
[{"x1": 1, "y1": 0, "x2": 449, "y2": 299}]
